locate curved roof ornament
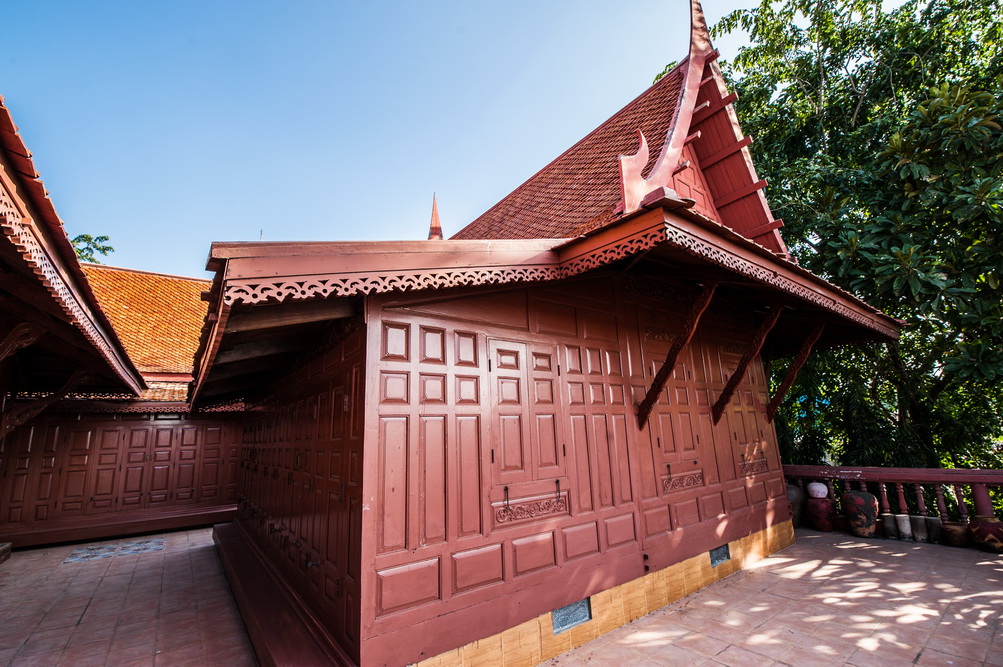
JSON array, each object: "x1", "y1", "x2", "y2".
[
  {"x1": 427, "y1": 193, "x2": 443, "y2": 240},
  {"x1": 618, "y1": 0, "x2": 714, "y2": 214}
]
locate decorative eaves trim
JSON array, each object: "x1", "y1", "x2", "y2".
[{"x1": 0, "y1": 187, "x2": 143, "y2": 395}]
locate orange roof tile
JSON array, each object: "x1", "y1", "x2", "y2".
[
  {"x1": 452, "y1": 65, "x2": 685, "y2": 240},
  {"x1": 82, "y1": 264, "x2": 209, "y2": 375}
]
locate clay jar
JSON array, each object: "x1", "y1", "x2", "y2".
[
  {"x1": 786, "y1": 484, "x2": 804, "y2": 528},
  {"x1": 807, "y1": 482, "x2": 828, "y2": 498},
  {"x1": 840, "y1": 490, "x2": 879, "y2": 538},
  {"x1": 804, "y1": 483, "x2": 834, "y2": 531},
  {"x1": 968, "y1": 516, "x2": 1003, "y2": 553}
]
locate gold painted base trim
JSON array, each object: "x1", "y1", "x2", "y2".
[{"x1": 418, "y1": 520, "x2": 795, "y2": 667}]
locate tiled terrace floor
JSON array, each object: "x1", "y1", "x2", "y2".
[
  {"x1": 546, "y1": 530, "x2": 1003, "y2": 667},
  {"x1": 1, "y1": 528, "x2": 1000, "y2": 666},
  {"x1": 0, "y1": 528, "x2": 255, "y2": 666}
]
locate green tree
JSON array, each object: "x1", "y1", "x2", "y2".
[
  {"x1": 72, "y1": 234, "x2": 114, "y2": 263},
  {"x1": 710, "y1": 0, "x2": 1003, "y2": 468}
]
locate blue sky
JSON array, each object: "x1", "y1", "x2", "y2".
[{"x1": 2, "y1": 0, "x2": 756, "y2": 278}]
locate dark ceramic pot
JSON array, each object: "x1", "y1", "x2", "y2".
[
  {"x1": 806, "y1": 497, "x2": 835, "y2": 532},
  {"x1": 941, "y1": 520, "x2": 968, "y2": 547},
  {"x1": 787, "y1": 484, "x2": 804, "y2": 528},
  {"x1": 968, "y1": 516, "x2": 1003, "y2": 553},
  {"x1": 840, "y1": 490, "x2": 878, "y2": 538}
]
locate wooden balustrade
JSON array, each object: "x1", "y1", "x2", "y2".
[{"x1": 782, "y1": 464, "x2": 1003, "y2": 550}]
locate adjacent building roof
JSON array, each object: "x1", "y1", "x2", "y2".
[
  {"x1": 0, "y1": 95, "x2": 144, "y2": 396},
  {"x1": 82, "y1": 264, "x2": 209, "y2": 376}
]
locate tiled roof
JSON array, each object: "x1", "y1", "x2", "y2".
[
  {"x1": 82, "y1": 264, "x2": 209, "y2": 375},
  {"x1": 452, "y1": 65, "x2": 686, "y2": 240}
]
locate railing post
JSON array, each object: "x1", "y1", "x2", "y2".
[
  {"x1": 894, "y1": 483, "x2": 913, "y2": 540},
  {"x1": 971, "y1": 483, "x2": 995, "y2": 518},
  {"x1": 910, "y1": 482, "x2": 929, "y2": 542},
  {"x1": 878, "y1": 482, "x2": 897, "y2": 538},
  {"x1": 935, "y1": 484, "x2": 949, "y2": 518},
  {"x1": 954, "y1": 485, "x2": 970, "y2": 523}
]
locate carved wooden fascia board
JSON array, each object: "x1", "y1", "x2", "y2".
[
  {"x1": 2, "y1": 369, "x2": 90, "y2": 436},
  {"x1": 712, "y1": 305, "x2": 783, "y2": 424},
  {"x1": 636, "y1": 281, "x2": 718, "y2": 429},
  {"x1": 765, "y1": 322, "x2": 825, "y2": 423},
  {"x1": 0, "y1": 187, "x2": 141, "y2": 394},
  {"x1": 0, "y1": 323, "x2": 44, "y2": 362}
]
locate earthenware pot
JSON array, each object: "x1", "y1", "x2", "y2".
[
  {"x1": 840, "y1": 490, "x2": 878, "y2": 538},
  {"x1": 941, "y1": 520, "x2": 968, "y2": 547},
  {"x1": 968, "y1": 516, "x2": 1003, "y2": 553},
  {"x1": 806, "y1": 496, "x2": 835, "y2": 531},
  {"x1": 786, "y1": 484, "x2": 804, "y2": 528}
]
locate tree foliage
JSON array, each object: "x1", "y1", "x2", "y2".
[
  {"x1": 72, "y1": 234, "x2": 114, "y2": 263},
  {"x1": 711, "y1": 0, "x2": 1003, "y2": 468}
]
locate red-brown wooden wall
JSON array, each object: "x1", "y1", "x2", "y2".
[
  {"x1": 0, "y1": 413, "x2": 241, "y2": 547},
  {"x1": 230, "y1": 272, "x2": 790, "y2": 666}
]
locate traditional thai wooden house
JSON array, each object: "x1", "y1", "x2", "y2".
[
  {"x1": 191, "y1": 2, "x2": 900, "y2": 665},
  {"x1": 0, "y1": 97, "x2": 240, "y2": 548}
]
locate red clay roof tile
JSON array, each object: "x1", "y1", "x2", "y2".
[
  {"x1": 82, "y1": 264, "x2": 209, "y2": 375},
  {"x1": 452, "y1": 65, "x2": 686, "y2": 240}
]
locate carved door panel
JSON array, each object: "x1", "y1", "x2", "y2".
[
  {"x1": 199, "y1": 426, "x2": 224, "y2": 502},
  {"x1": 321, "y1": 384, "x2": 350, "y2": 650},
  {"x1": 149, "y1": 427, "x2": 175, "y2": 506},
  {"x1": 488, "y1": 340, "x2": 567, "y2": 486},
  {"x1": 121, "y1": 427, "x2": 151, "y2": 509},
  {"x1": 89, "y1": 429, "x2": 121, "y2": 514},
  {"x1": 1, "y1": 426, "x2": 32, "y2": 525},
  {"x1": 57, "y1": 429, "x2": 93, "y2": 516}
]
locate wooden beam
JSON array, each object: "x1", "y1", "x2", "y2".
[
  {"x1": 713, "y1": 179, "x2": 767, "y2": 210},
  {"x1": 766, "y1": 322, "x2": 825, "y2": 422},
  {"x1": 636, "y1": 281, "x2": 717, "y2": 429},
  {"x1": 692, "y1": 91, "x2": 738, "y2": 125},
  {"x1": 214, "y1": 339, "x2": 303, "y2": 365},
  {"x1": 700, "y1": 135, "x2": 753, "y2": 169},
  {"x1": 225, "y1": 300, "x2": 354, "y2": 334},
  {"x1": 712, "y1": 305, "x2": 784, "y2": 424}
]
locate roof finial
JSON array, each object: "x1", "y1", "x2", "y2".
[
  {"x1": 690, "y1": 0, "x2": 713, "y2": 56},
  {"x1": 427, "y1": 194, "x2": 443, "y2": 240}
]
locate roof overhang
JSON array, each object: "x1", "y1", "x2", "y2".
[
  {"x1": 191, "y1": 206, "x2": 898, "y2": 407},
  {"x1": 0, "y1": 97, "x2": 144, "y2": 396}
]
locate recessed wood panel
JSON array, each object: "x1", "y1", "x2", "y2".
[
  {"x1": 452, "y1": 544, "x2": 503, "y2": 593},
  {"x1": 604, "y1": 514, "x2": 636, "y2": 547},
  {"x1": 593, "y1": 416, "x2": 614, "y2": 509},
  {"x1": 455, "y1": 376, "x2": 479, "y2": 405},
  {"x1": 382, "y1": 323, "x2": 410, "y2": 361},
  {"x1": 377, "y1": 558, "x2": 440, "y2": 614},
  {"x1": 420, "y1": 327, "x2": 446, "y2": 364},
  {"x1": 420, "y1": 374, "x2": 446, "y2": 403},
  {"x1": 643, "y1": 506, "x2": 672, "y2": 538},
  {"x1": 499, "y1": 415, "x2": 525, "y2": 473},
  {"x1": 454, "y1": 332, "x2": 478, "y2": 367},
  {"x1": 675, "y1": 498, "x2": 700, "y2": 527},
  {"x1": 513, "y1": 532, "x2": 556, "y2": 575},
  {"x1": 380, "y1": 372, "x2": 409, "y2": 404},
  {"x1": 419, "y1": 416, "x2": 446, "y2": 545},
  {"x1": 455, "y1": 416, "x2": 482, "y2": 537},
  {"x1": 563, "y1": 522, "x2": 599, "y2": 560},
  {"x1": 570, "y1": 415, "x2": 592, "y2": 512},
  {"x1": 535, "y1": 415, "x2": 560, "y2": 471},
  {"x1": 700, "y1": 493, "x2": 726, "y2": 519},
  {"x1": 565, "y1": 346, "x2": 583, "y2": 374},
  {"x1": 581, "y1": 309, "x2": 617, "y2": 341},
  {"x1": 379, "y1": 417, "x2": 408, "y2": 553},
  {"x1": 749, "y1": 481, "x2": 768, "y2": 505},
  {"x1": 568, "y1": 382, "x2": 586, "y2": 405},
  {"x1": 728, "y1": 486, "x2": 749, "y2": 509}
]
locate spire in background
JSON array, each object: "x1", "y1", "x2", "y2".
[{"x1": 427, "y1": 194, "x2": 443, "y2": 240}]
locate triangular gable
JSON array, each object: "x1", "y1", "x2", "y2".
[{"x1": 454, "y1": 0, "x2": 789, "y2": 259}]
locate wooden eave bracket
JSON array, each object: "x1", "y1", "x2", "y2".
[
  {"x1": 0, "y1": 322, "x2": 44, "y2": 363},
  {"x1": 2, "y1": 369, "x2": 90, "y2": 436},
  {"x1": 637, "y1": 281, "x2": 717, "y2": 429},
  {"x1": 712, "y1": 304, "x2": 783, "y2": 424},
  {"x1": 765, "y1": 322, "x2": 825, "y2": 422}
]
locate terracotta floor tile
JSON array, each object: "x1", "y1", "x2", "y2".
[
  {"x1": 671, "y1": 631, "x2": 729, "y2": 658},
  {"x1": 915, "y1": 646, "x2": 983, "y2": 667},
  {"x1": 922, "y1": 633, "x2": 990, "y2": 662},
  {"x1": 711, "y1": 644, "x2": 776, "y2": 667},
  {"x1": 8, "y1": 648, "x2": 65, "y2": 666}
]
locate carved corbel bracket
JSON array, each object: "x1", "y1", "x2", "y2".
[
  {"x1": 712, "y1": 305, "x2": 783, "y2": 424},
  {"x1": 765, "y1": 322, "x2": 825, "y2": 422},
  {"x1": 637, "y1": 281, "x2": 717, "y2": 429},
  {"x1": 0, "y1": 323, "x2": 45, "y2": 363},
  {"x1": 2, "y1": 369, "x2": 91, "y2": 436}
]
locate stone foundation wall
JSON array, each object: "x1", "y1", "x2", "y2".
[{"x1": 419, "y1": 519, "x2": 795, "y2": 666}]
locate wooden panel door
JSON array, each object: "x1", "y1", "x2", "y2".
[
  {"x1": 149, "y1": 427, "x2": 175, "y2": 506},
  {"x1": 58, "y1": 429, "x2": 93, "y2": 516},
  {"x1": 121, "y1": 427, "x2": 151, "y2": 509}
]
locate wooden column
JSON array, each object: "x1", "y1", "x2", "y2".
[
  {"x1": 636, "y1": 281, "x2": 717, "y2": 429},
  {"x1": 712, "y1": 305, "x2": 783, "y2": 424}
]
